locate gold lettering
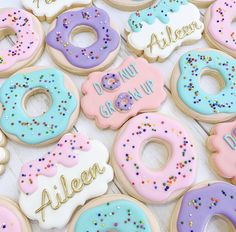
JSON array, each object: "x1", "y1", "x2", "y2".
[{"x1": 33, "y1": 0, "x2": 56, "y2": 8}]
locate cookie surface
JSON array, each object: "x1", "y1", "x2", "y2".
[
  {"x1": 126, "y1": 0, "x2": 204, "y2": 62},
  {"x1": 18, "y1": 132, "x2": 113, "y2": 229},
  {"x1": 189, "y1": 0, "x2": 215, "y2": 7},
  {"x1": 68, "y1": 194, "x2": 160, "y2": 231}
]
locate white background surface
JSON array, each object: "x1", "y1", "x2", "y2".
[{"x1": 0, "y1": 0, "x2": 233, "y2": 231}]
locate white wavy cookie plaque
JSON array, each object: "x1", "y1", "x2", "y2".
[
  {"x1": 18, "y1": 133, "x2": 113, "y2": 229},
  {"x1": 0, "y1": 130, "x2": 9, "y2": 175},
  {"x1": 21, "y1": 0, "x2": 92, "y2": 22},
  {"x1": 126, "y1": 0, "x2": 204, "y2": 62}
]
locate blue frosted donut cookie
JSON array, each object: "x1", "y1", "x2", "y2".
[
  {"x1": 171, "y1": 49, "x2": 236, "y2": 123},
  {"x1": 0, "y1": 67, "x2": 79, "y2": 146},
  {"x1": 68, "y1": 194, "x2": 160, "y2": 232}
]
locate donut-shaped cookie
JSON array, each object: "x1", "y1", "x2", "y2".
[
  {"x1": 113, "y1": 112, "x2": 197, "y2": 204},
  {"x1": 0, "y1": 8, "x2": 44, "y2": 78},
  {"x1": 0, "y1": 196, "x2": 31, "y2": 231},
  {"x1": 0, "y1": 67, "x2": 80, "y2": 146},
  {"x1": 205, "y1": 0, "x2": 236, "y2": 58},
  {"x1": 105, "y1": 0, "x2": 156, "y2": 11},
  {"x1": 189, "y1": 0, "x2": 215, "y2": 8},
  {"x1": 207, "y1": 119, "x2": 236, "y2": 185},
  {"x1": 125, "y1": 0, "x2": 204, "y2": 62},
  {"x1": 46, "y1": 7, "x2": 121, "y2": 75},
  {"x1": 171, "y1": 49, "x2": 236, "y2": 123},
  {"x1": 171, "y1": 181, "x2": 236, "y2": 232},
  {"x1": 68, "y1": 194, "x2": 160, "y2": 232},
  {"x1": 21, "y1": 0, "x2": 92, "y2": 23}
]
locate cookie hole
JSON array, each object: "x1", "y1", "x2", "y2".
[
  {"x1": 70, "y1": 26, "x2": 97, "y2": 48},
  {"x1": 206, "y1": 215, "x2": 233, "y2": 232},
  {"x1": 0, "y1": 28, "x2": 16, "y2": 50},
  {"x1": 23, "y1": 89, "x2": 52, "y2": 117},
  {"x1": 141, "y1": 140, "x2": 169, "y2": 171},
  {"x1": 231, "y1": 18, "x2": 236, "y2": 30},
  {"x1": 199, "y1": 69, "x2": 225, "y2": 95}
]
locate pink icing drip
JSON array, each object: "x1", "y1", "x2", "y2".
[
  {"x1": 0, "y1": 8, "x2": 40, "y2": 71},
  {"x1": 208, "y1": 0, "x2": 236, "y2": 50},
  {"x1": 18, "y1": 133, "x2": 91, "y2": 195}
]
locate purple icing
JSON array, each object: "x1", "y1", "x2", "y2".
[
  {"x1": 46, "y1": 7, "x2": 120, "y2": 69},
  {"x1": 115, "y1": 92, "x2": 133, "y2": 112},
  {"x1": 101, "y1": 73, "x2": 120, "y2": 91},
  {"x1": 177, "y1": 182, "x2": 236, "y2": 232},
  {"x1": 233, "y1": 128, "x2": 236, "y2": 136}
]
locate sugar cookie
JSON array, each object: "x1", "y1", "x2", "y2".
[
  {"x1": 125, "y1": 0, "x2": 204, "y2": 62},
  {"x1": 0, "y1": 8, "x2": 44, "y2": 78},
  {"x1": 205, "y1": 0, "x2": 236, "y2": 58},
  {"x1": 189, "y1": 0, "x2": 215, "y2": 8},
  {"x1": 112, "y1": 112, "x2": 197, "y2": 204},
  {"x1": 46, "y1": 7, "x2": 121, "y2": 75},
  {"x1": 81, "y1": 57, "x2": 166, "y2": 130},
  {"x1": 18, "y1": 132, "x2": 113, "y2": 229},
  {"x1": 207, "y1": 119, "x2": 236, "y2": 185},
  {"x1": 21, "y1": 0, "x2": 92, "y2": 23},
  {"x1": 0, "y1": 130, "x2": 9, "y2": 175},
  {"x1": 68, "y1": 194, "x2": 160, "y2": 232},
  {"x1": 171, "y1": 181, "x2": 236, "y2": 232},
  {"x1": 0, "y1": 67, "x2": 80, "y2": 146},
  {"x1": 105, "y1": 0, "x2": 156, "y2": 11},
  {"x1": 0, "y1": 196, "x2": 31, "y2": 232},
  {"x1": 171, "y1": 49, "x2": 236, "y2": 123}
]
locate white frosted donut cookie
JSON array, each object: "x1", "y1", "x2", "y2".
[
  {"x1": 105, "y1": 0, "x2": 156, "y2": 11},
  {"x1": 0, "y1": 130, "x2": 9, "y2": 175},
  {"x1": 46, "y1": 7, "x2": 121, "y2": 75},
  {"x1": 171, "y1": 48, "x2": 236, "y2": 123},
  {"x1": 68, "y1": 194, "x2": 160, "y2": 232},
  {"x1": 170, "y1": 181, "x2": 236, "y2": 232},
  {"x1": 18, "y1": 132, "x2": 113, "y2": 229},
  {"x1": 112, "y1": 112, "x2": 197, "y2": 204},
  {"x1": 0, "y1": 196, "x2": 31, "y2": 232},
  {"x1": 204, "y1": 0, "x2": 236, "y2": 58},
  {"x1": 21, "y1": 0, "x2": 92, "y2": 22},
  {"x1": 0, "y1": 67, "x2": 80, "y2": 146},
  {"x1": 189, "y1": 0, "x2": 215, "y2": 8},
  {"x1": 0, "y1": 8, "x2": 44, "y2": 78},
  {"x1": 125, "y1": 0, "x2": 204, "y2": 62}
]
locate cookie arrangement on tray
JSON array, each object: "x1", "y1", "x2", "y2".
[{"x1": 0, "y1": 0, "x2": 235, "y2": 231}]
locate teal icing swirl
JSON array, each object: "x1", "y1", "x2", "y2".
[
  {"x1": 177, "y1": 50, "x2": 236, "y2": 115},
  {"x1": 0, "y1": 68, "x2": 77, "y2": 145},
  {"x1": 128, "y1": 0, "x2": 188, "y2": 32},
  {"x1": 74, "y1": 200, "x2": 152, "y2": 231}
]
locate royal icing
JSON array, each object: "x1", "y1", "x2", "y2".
[
  {"x1": 208, "y1": 0, "x2": 236, "y2": 51},
  {"x1": 74, "y1": 199, "x2": 152, "y2": 231},
  {"x1": 208, "y1": 119, "x2": 236, "y2": 183},
  {"x1": 114, "y1": 113, "x2": 196, "y2": 203},
  {"x1": 18, "y1": 132, "x2": 113, "y2": 229},
  {"x1": 81, "y1": 57, "x2": 166, "y2": 130},
  {"x1": 0, "y1": 68, "x2": 78, "y2": 145},
  {"x1": 0, "y1": 9, "x2": 41, "y2": 72},
  {"x1": 21, "y1": 0, "x2": 92, "y2": 20},
  {"x1": 176, "y1": 50, "x2": 236, "y2": 116},
  {"x1": 106, "y1": 0, "x2": 155, "y2": 10},
  {"x1": 0, "y1": 130, "x2": 9, "y2": 176},
  {"x1": 126, "y1": 0, "x2": 204, "y2": 60},
  {"x1": 46, "y1": 7, "x2": 120, "y2": 69},
  {"x1": 177, "y1": 182, "x2": 236, "y2": 232}
]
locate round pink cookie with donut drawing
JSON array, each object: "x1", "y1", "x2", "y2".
[
  {"x1": 112, "y1": 112, "x2": 197, "y2": 204},
  {"x1": 207, "y1": 119, "x2": 236, "y2": 185},
  {"x1": 189, "y1": 0, "x2": 215, "y2": 8},
  {"x1": 205, "y1": 0, "x2": 236, "y2": 58},
  {"x1": 0, "y1": 8, "x2": 44, "y2": 78},
  {"x1": 81, "y1": 57, "x2": 166, "y2": 130},
  {"x1": 0, "y1": 196, "x2": 31, "y2": 232}
]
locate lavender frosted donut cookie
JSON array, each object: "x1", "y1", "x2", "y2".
[{"x1": 46, "y1": 7, "x2": 121, "y2": 75}]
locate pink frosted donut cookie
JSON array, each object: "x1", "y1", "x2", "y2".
[
  {"x1": 0, "y1": 196, "x2": 31, "y2": 232},
  {"x1": 105, "y1": 0, "x2": 156, "y2": 11},
  {"x1": 18, "y1": 132, "x2": 113, "y2": 229},
  {"x1": 0, "y1": 8, "x2": 44, "y2": 78},
  {"x1": 205, "y1": 0, "x2": 236, "y2": 58},
  {"x1": 189, "y1": 0, "x2": 215, "y2": 8},
  {"x1": 81, "y1": 57, "x2": 166, "y2": 130},
  {"x1": 112, "y1": 112, "x2": 197, "y2": 204},
  {"x1": 207, "y1": 119, "x2": 236, "y2": 184}
]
